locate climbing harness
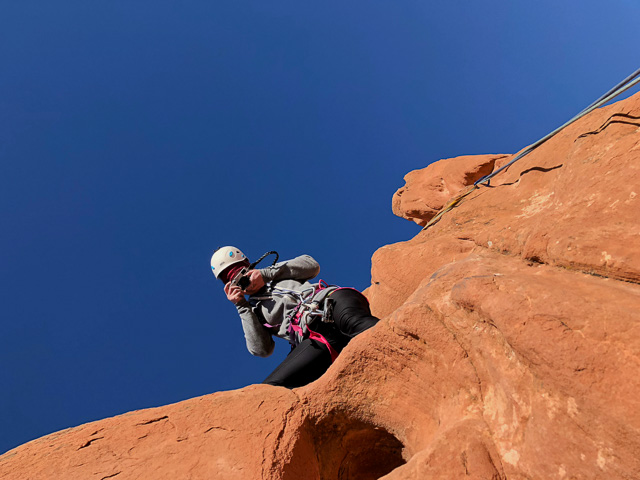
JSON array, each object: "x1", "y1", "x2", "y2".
[
  {"x1": 285, "y1": 285, "x2": 365, "y2": 362},
  {"x1": 252, "y1": 279, "x2": 339, "y2": 360},
  {"x1": 253, "y1": 281, "x2": 363, "y2": 363},
  {"x1": 288, "y1": 281, "x2": 341, "y2": 361},
  {"x1": 422, "y1": 65, "x2": 640, "y2": 231}
]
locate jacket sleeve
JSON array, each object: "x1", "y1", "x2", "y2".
[
  {"x1": 259, "y1": 255, "x2": 320, "y2": 283},
  {"x1": 235, "y1": 301, "x2": 275, "y2": 357}
]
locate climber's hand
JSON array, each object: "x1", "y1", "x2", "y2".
[
  {"x1": 243, "y1": 270, "x2": 265, "y2": 295},
  {"x1": 224, "y1": 282, "x2": 245, "y2": 304}
]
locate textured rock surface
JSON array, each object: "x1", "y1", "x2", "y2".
[
  {"x1": 391, "y1": 153, "x2": 506, "y2": 226},
  {"x1": 1, "y1": 92, "x2": 639, "y2": 480}
]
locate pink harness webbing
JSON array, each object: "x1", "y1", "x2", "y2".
[
  {"x1": 275, "y1": 282, "x2": 367, "y2": 364},
  {"x1": 286, "y1": 280, "x2": 340, "y2": 362},
  {"x1": 327, "y1": 286, "x2": 365, "y2": 300},
  {"x1": 308, "y1": 326, "x2": 339, "y2": 362}
]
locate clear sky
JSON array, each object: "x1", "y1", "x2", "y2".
[{"x1": 1, "y1": 0, "x2": 638, "y2": 455}]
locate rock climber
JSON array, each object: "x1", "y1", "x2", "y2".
[{"x1": 211, "y1": 246, "x2": 380, "y2": 388}]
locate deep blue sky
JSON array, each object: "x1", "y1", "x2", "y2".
[{"x1": 1, "y1": 0, "x2": 638, "y2": 454}]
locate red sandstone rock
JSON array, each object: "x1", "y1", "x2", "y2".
[
  {"x1": 392, "y1": 154, "x2": 507, "y2": 226},
  {"x1": 1, "y1": 92, "x2": 639, "y2": 480}
]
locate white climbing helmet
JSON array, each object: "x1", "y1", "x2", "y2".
[{"x1": 210, "y1": 246, "x2": 248, "y2": 278}]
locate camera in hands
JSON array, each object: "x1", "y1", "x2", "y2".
[{"x1": 230, "y1": 268, "x2": 251, "y2": 290}]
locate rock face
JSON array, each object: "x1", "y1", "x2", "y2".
[
  {"x1": 392, "y1": 153, "x2": 506, "y2": 226},
  {"x1": 2, "y1": 93, "x2": 639, "y2": 480}
]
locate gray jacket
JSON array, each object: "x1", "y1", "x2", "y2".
[{"x1": 234, "y1": 255, "x2": 337, "y2": 357}]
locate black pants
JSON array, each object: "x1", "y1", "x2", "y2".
[{"x1": 262, "y1": 289, "x2": 379, "y2": 389}]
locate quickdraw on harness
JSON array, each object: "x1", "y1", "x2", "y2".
[{"x1": 422, "y1": 65, "x2": 640, "y2": 231}]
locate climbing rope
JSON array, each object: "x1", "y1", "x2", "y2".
[{"x1": 422, "y1": 66, "x2": 640, "y2": 231}]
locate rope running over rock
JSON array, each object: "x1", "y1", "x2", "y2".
[{"x1": 422, "y1": 66, "x2": 640, "y2": 231}]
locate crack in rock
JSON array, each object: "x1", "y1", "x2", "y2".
[
  {"x1": 577, "y1": 113, "x2": 640, "y2": 139},
  {"x1": 100, "y1": 472, "x2": 121, "y2": 480},
  {"x1": 78, "y1": 437, "x2": 104, "y2": 450},
  {"x1": 136, "y1": 416, "x2": 169, "y2": 426}
]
